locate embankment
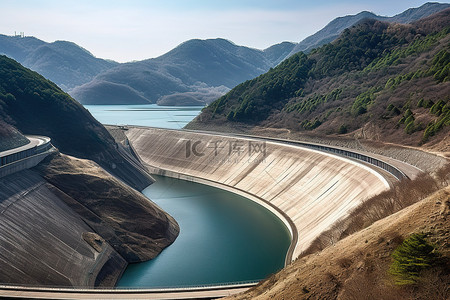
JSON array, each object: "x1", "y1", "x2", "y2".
[{"x1": 0, "y1": 152, "x2": 179, "y2": 287}]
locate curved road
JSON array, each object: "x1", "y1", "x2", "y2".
[
  {"x1": 0, "y1": 136, "x2": 51, "y2": 161},
  {"x1": 0, "y1": 135, "x2": 54, "y2": 178}
]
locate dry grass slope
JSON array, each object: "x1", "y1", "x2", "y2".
[{"x1": 226, "y1": 170, "x2": 450, "y2": 300}]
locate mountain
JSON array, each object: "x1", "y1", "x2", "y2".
[
  {"x1": 286, "y1": 2, "x2": 450, "y2": 57},
  {"x1": 0, "y1": 35, "x2": 118, "y2": 91},
  {"x1": 188, "y1": 9, "x2": 450, "y2": 147},
  {"x1": 389, "y1": 1, "x2": 450, "y2": 23},
  {"x1": 71, "y1": 3, "x2": 449, "y2": 107},
  {"x1": 2, "y1": 3, "x2": 447, "y2": 107},
  {"x1": 0, "y1": 55, "x2": 152, "y2": 190},
  {"x1": 287, "y1": 11, "x2": 383, "y2": 57},
  {"x1": 70, "y1": 39, "x2": 295, "y2": 106}
]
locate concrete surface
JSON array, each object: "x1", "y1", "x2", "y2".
[{"x1": 125, "y1": 127, "x2": 393, "y2": 259}]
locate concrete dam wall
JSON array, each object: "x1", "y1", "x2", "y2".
[{"x1": 126, "y1": 127, "x2": 390, "y2": 259}]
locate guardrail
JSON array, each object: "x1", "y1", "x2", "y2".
[
  {"x1": 0, "y1": 279, "x2": 259, "y2": 293},
  {"x1": 0, "y1": 136, "x2": 55, "y2": 178},
  {"x1": 0, "y1": 137, "x2": 53, "y2": 167},
  {"x1": 268, "y1": 138, "x2": 408, "y2": 180},
  {"x1": 115, "y1": 125, "x2": 410, "y2": 181}
]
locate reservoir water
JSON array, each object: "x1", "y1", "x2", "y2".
[
  {"x1": 117, "y1": 176, "x2": 291, "y2": 288},
  {"x1": 84, "y1": 104, "x2": 203, "y2": 129}
]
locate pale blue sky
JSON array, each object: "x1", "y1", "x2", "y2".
[{"x1": 0, "y1": 0, "x2": 446, "y2": 62}]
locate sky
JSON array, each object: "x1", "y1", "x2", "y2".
[{"x1": 0, "y1": 0, "x2": 447, "y2": 62}]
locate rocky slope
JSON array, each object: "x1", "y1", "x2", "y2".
[
  {"x1": 0, "y1": 120, "x2": 29, "y2": 151},
  {"x1": 0, "y1": 153, "x2": 179, "y2": 287},
  {"x1": 36, "y1": 153, "x2": 179, "y2": 263}
]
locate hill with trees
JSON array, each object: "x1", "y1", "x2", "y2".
[
  {"x1": 189, "y1": 9, "x2": 450, "y2": 148},
  {"x1": 0, "y1": 55, "x2": 152, "y2": 189},
  {"x1": 70, "y1": 38, "x2": 295, "y2": 105}
]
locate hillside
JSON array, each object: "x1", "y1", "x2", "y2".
[
  {"x1": 70, "y1": 39, "x2": 295, "y2": 105},
  {"x1": 0, "y1": 35, "x2": 117, "y2": 91},
  {"x1": 287, "y1": 2, "x2": 450, "y2": 57},
  {"x1": 226, "y1": 184, "x2": 449, "y2": 300},
  {"x1": 0, "y1": 153, "x2": 179, "y2": 287},
  {"x1": 189, "y1": 9, "x2": 450, "y2": 149},
  {"x1": 0, "y1": 120, "x2": 29, "y2": 151},
  {"x1": 0, "y1": 55, "x2": 152, "y2": 190}
]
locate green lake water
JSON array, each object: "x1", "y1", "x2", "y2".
[{"x1": 117, "y1": 176, "x2": 291, "y2": 288}]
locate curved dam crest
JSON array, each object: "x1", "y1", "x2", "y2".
[{"x1": 126, "y1": 127, "x2": 390, "y2": 259}]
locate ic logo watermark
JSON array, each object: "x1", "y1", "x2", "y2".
[{"x1": 185, "y1": 139, "x2": 267, "y2": 164}]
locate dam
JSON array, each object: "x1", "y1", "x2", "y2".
[
  {"x1": 0, "y1": 127, "x2": 421, "y2": 299},
  {"x1": 125, "y1": 127, "x2": 398, "y2": 259}
]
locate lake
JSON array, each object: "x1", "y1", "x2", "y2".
[
  {"x1": 117, "y1": 176, "x2": 291, "y2": 288},
  {"x1": 83, "y1": 104, "x2": 203, "y2": 129}
]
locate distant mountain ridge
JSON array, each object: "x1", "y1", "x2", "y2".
[
  {"x1": 0, "y1": 35, "x2": 117, "y2": 91},
  {"x1": 71, "y1": 2, "x2": 450, "y2": 106},
  {"x1": 70, "y1": 38, "x2": 296, "y2": 105},
  {"x1": 286, "y1": 2, "x2": 450, "y2": 57},
  {"x1": 0, "y1": 2, "x2": 448, "y2": 106}
]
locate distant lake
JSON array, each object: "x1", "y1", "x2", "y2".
[{"x1": 83, "y1": 104, "x2": 203, "y2": 129}]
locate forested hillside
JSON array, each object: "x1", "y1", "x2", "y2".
[
  {"x1": 0, "y1": 55, "x2": 152, "y2": 189},
  {"x1": 190, "y1": 9, "x2": 450, "y2": 147}
]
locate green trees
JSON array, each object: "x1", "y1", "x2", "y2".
[
  {"x1": 389, "y1": 233, "x2": 439, "y2": 285},
  {"x1": 215, "y1": 52, "x2": 313, "y2": 123},
  {"x1": 351, "y1": 87, "x2": 380, "y2": 116},
  {"x1": 422, "y1": 100, "x2": 450, "y2": 142},
  {"x1": 196, "y1": 14, "x2": 450, "y2": 146},
  {"x1": 286, "y1": 88, "x2": 342, "y2": 114},
  {"x1": 429, "y1": 48, "x2": 450, "y2": 83}
]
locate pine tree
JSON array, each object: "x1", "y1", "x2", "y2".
[{"x1": 389, "y1": 233, "x2": 438, "y2": 285}]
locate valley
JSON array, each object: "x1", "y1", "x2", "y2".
[{"x1": 0, "y1": 2, "x2": 448, "y2": 299}]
